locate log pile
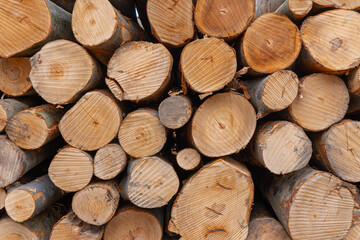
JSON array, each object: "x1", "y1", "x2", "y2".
[{"x1": 0, "y1": 0, "x2": 359, "y2": 239}]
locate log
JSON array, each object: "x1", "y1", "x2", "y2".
[
  {"x1": 0, "y1": 0, "x2": 73, "y2": 58},
  {"x1": 255, "y1": 0, "x2": 285, "y2": 17},
  {"x1": 118, "y1": 109, "x2": 166, "y2": 158},
  {"x1": 120, "y1": 156, "x2": 179, "y2": 208},
  {"x1": 190, "y1": 92, "x2": 256, "y2": 157},
  {"x1": 288, "y1": 73, "x2": 349, "y2": 132},
  {"x1": 347, "y1": 66, "x2": 360, "y2": 113},
  {"x1": 176, "y1": 148, "x2": 202, "y2": 171},
  {"x1": 312, "y1": 0, "x2": 360, "y2": 10},
  {"x1": 48, "y1": 146, "x2": 93, "y2": 192},
  {"x1": 0, "y1": 188, "x2": 6, "y2": 210},
  {"x1": 250, "y1": 121, "x2": 312, "y2": 175},
  {"x1": 158, "y1": 95, "x2": 192, "y2": 129},
  {"x1": 241, "y1": 70, "x2": 299, "y2": 118},
  {"x1": 344, "y1": 193, "x2": 360, "y2": 240},
  {"x1": 94, "y1": 143, "x2": 127, "y2": 180},
  {"x1": 168, "y1": 157, "x2": 254, "y2": 240},
  {"x1": 72, "y1": 0, "x2": 145, "y2": 65},
  {"x1": 239, "y1": 13, "x2": 301, "y2": 75},
  {"x1": 59, "y1": 90, "x2": 122, "y2": 151},
  {"x1": 180, "y1": 37, "x2": 237, "y2": 93},
  {"x1": 50, "y1": 0, "x2": 75, "y2": 12},
  {"x1": 275, "y1": 0, "x2": 313, "y2": 21},
  {"x1": 30, "y1": 39, "x2": 103, "y2": 105},
  {"x1": 107, "y1": 41, "x2": 173, "y2": 101},
  {"x1": 72, "y1": 181, "x2": 120, "y2": 226},
  {"x1": 5, "y1": 175, "x2": 63, "y2": 222},
  {"x1": 194, "y1": 0, "x2": 255, "y2": 40},
  {"x1": 300, "y1": 9, "x2": 360, "y2": 74},
  {"x1": 0, "y1": 57, "x2": 34, "y2": 96},
  {"x1": 147, "y1": 0, "x2": 194, "y2": 47},
  {"x1": 6, "y1": 104, "x2": 65, "y2": 150},
  {"x1": 256, "y1": 167, "x2": 354, "y2": 240},
  {"x1": 50, "y1": 211, "x2": 104, "y2": 240}
]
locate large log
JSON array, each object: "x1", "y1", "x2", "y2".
[
  {"x1": 0, "y1": 0, "x2": 73, "y2": 58},
  {"x1": 347, "y1": 66, "x2": 360, "y2": 113},
  {"x1": 158, "y1": 95, "x2": 193, "y2": 129},
  {"x1": 30, "y1": 39, "x2": 103, "y2": 105},
  {"x1": 169, "y1": 157, "x2": 254, "y2": 240},
  {"x1": 344, "y1": 192, "x2": 360, "y2": 240}
]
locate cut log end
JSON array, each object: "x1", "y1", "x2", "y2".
[
  {"x1": 0, "y1": 219, "x2": 38, "y2": 239},
  {"x1": 288, "y1": 0, "x2": 313, "y2": 18},
  {"x1": 5, "y1": 189, "x2": 35, "y2": 222},
  {"x1": 94, "y1": 144, "x2": 127, "y2": 180},
  {"x1": 158, "y1": 95, "x2": 192, "y2": 129},
  {"x1": 247, "y1": 218, "x2": 291, "y2": 240},
  {"x1": 176, "y1": 148, "x2": 201, "y2": 171},
  {"x1": 0, "y1": 105, "x2": 7, "y2": 132},
  {"x1": 312, "y1": 0, "x2": 360, "y2": 9},
  {"x1": 0, "y1": 188, "x2": 5, "y2": 210},
  {"x1": 348, "y1": 67, "x2": 360, "y2": 95}
]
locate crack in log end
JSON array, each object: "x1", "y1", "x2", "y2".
[
  {"x1": 205, "y1": 207, "x2": 223, "y2": 216},
  {"x1": 205, "y1": 228, "x2": 227, "y2": 237},
  {"x1": 217, "y1": 183, "x2": 232, "y2": 190},
  {"x1": 105, "y1": 77, "x2": 124, "y2": 101}
]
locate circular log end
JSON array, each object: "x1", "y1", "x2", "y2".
[
  {"x1": 289, "y1": 0, "x2": 313, "y2": 18},
  {"x1": 312, "y1": 0, "x2": 360, "y2": 9},
  {"x1": 176, "y1": 148, "x2": 201, "y2": 171},
  {"x1": 94, "y1": 144, "x2": 127, "y2": 180},
  {"x1": 0, "y1": 219, "x2": 38, "y2": 239},
  {"x1": 5, "y1": 189, "x2": 35, "y2": 222},
  {"x1": 347, "y1": 67, "x2": 360, "y2": 95},
  {"x1": 158, "y1": 95, "x2": 192, "y2": 129}
]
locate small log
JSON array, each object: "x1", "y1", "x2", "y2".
[
  {"x1": 347, "y1": 66, "x2": 360, "y2": 113},
  {"x1": 120, "y1": 156, "x2": 179, "y2": 208},
  {"x1": 94, "y1": 143, "x2": 127, "y2": 180},
  {"x1": 49, "y1": 146, "x2": 93, "y2": 192},
  {"x1": 190, "y1": 92, "x2": 256, "y2": 157},
  {"x1": 118, "y1": 109, "x2": 166, "y2": 158},
  {"x1": 30, "y1": 39, "x2": 103, "y2": 105},
  {"x1": 169, "y1": 157, "x2": 254, "y2": 239},
  {"x1": 72, "y1": 0, "x2": 145, "y2": 65},
  {"x1": 176, "y1": 148, "x2": 202, "y2": 171},
  {"x1": 250, "y1": 121, "x2": 312, "y2": 175},
  {"x1": 50, "y1": 211, "x2": 104, "y2": 240},
  {"x1": 147, "y1": 0, "x2": 194, "y2": 47},
  {"x1": 107, "y1": 41, "x2": 172, "y2": 101},
  {"x1": 194, "y1": 0, "x2": 255, "y2": 40},
  {"x1": 312, "y1": 0, "x2": 360, "y2": 10},
  {"x1": 288, "y1": 73, "x2": 349, "y2": 131},
  {"x1": 239, "y1": 13, "x2": 301, "y2": 75},
  {"x1": 300, "y1": 9, "x2": 360, "y2": 74},
  {"x1": 275, "y1": 0, "x2": 313, "y2": 21},
  {"x1": 158, "y1": 95, "x2": 192, "y2": 129},
  {"x1": 256, "y1": 167, "x2": 354, "y2": 240},
  {"x1": 0, "y1": 0, "x2": 73, "y2": 58},
  {"x1": 59, "y1": 90, "x2": 122, "y2": 151},
  {"x1": 72, "y1": 181, "x2": 120, "y2": 226},
  {"x1": 180, "y1": 37, "x2": 237, "y2": 93},
  {"x1": 0, "y1": 188, "x2": 6, "y2": 210},
  {"x1": 0, "y1": 57, "x2": 34, "y2": 96},
  {"x1": 5, "y1": 175, "x2": 63, "y2": 222},
  {"x1": 6, "y1": 104, "x2": 65, "y2": 150},
  {"x1": 241, "y1": 70, "x2": 299, "y2": 118}
]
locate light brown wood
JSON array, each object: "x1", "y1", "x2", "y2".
[
  {"x1": 191, "y1": 92, "x2": 256, "y2": 157},
  {"x1": 158, "y1": 95, "x2": 192, "y2": 129},
  {"x1": 94, "y1": 143, "x2": 127, "y2": 180},
  {"x1": 49, "y1": 146, "x2": 93, "y2": 192},
  {"x1": 239, "y1": 13, "x2": 301, "y2": 75},
  {"x1": 176, "y1": 148, "x2": 202, "y2": 171},
  {"x1": 72, "y1": 181, "x2": 120, "y2": 226},
  {"x1": 120, "y1": 156, "x2": 179, "y2": 208},
  {"x1": 169, "y1": 157, "x2": 254, "y2": 240},
  {"x1": 6, "y1": 104, "x2": 65, "y2": 150},
  {"x1": 312, "y1": 0, "x2": 360, "y2": 10},
  {"x1": 59, "y1": 90, "x2": 122, "y2": 151},
  {"x1": 288, "y1": 73, "x2": 349, "y2": 132},
  {"x1": 180, "y1": 37, "x2": 237, "y2": 93},
  {"x1": 344, "y1": 192, "x2": 360, "y2": 240},
  {"x1": 0, "y1": 57, "x2": 34, "y2": 96},
  {"x1": 194, "y1": 0, "x2": 255, "y2": 40},
  {"x1": 30, "y1": 39, "x2": 102, "y2": 105},
  {"x1": 118, "y1": 109, "x2": 166, "y2": 158},
  {"x1": 275, "y1": 0, "x2": 313, "y2": 21},
  {"x1": 107, "y1": 41, "x2": 173, "y2": 101},
  {"x1": 0, "y1": 188, "x2": 6, "y2": 210},
  {"x1": 300, "y1": 10, "x2": 360, "y2": 73},
  {"x1": 0, "y1": 0, "x2": 73, "y2": 58},
  {"x1": 347, "y1": 66, "x2": 360, "y2": 113}
]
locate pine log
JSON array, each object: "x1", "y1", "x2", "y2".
[
  {"x1": 120, "y1": 156, "x2": 179, "y2": 208},
  {"x1": 50, "y1": 211, "x2": 104, "y2": 240},
  {"x1": 176, "y1": 148, "x2": 202, "y2": 171},
  {"x1": 344, "y1": 193, "x2": 360, "y2": 240},
  {"x1": 0, "y1": 188, "x2": 6, "y2": 210},
  {"x1": 107, "y1": 41, "x2": 172, "y2": 101},
  {"x1": 30, "y1": 40, "x2": 103, "y2": 105},
  {"x1": 0, "y1": 57, "x2": 34, "y2": 96},
  {"x1": 239, "y1": 13, "x2": 301, "y2": 75},
  {"x1": 59, "y1": 90, "x2": 122, "y2": 151},
  {"x1": 6, "y1": 104, "x2": 65, "y2": 150},
  {"x1": 180, "y1": 37, "x2": 237, "y2": 93},
  {"x1": 118, "y1": 109, "x2": 166, "y2": 158},
  {"x1": 72, "y1": 181, "x2": 120, "y2": 226},
  {"x1": 5, "y1": 175, "x2": 63, "y2": 222},
  {"x1": 312, "y1": 0, "x2": 360, "y2": 10},
  {"x1": 241, "y1": 70, "x2": 299, "y2": 118},
  {"x1": 347, "y1": 66, "x2": 360, "y2": 113},
  {"x1": 190, "y1": 92, "x2": 256, "y2": 157},
  {"x1": 275, "y1": 0, "x2": 313, "y2": 21},
  {"x1": 256, "y1": 167, "x2": 354, "y2": 240},
  {"x1": 288, "y1": 73, "x2": 349, "y2": 132},
  {"x1": 250, "y1": 121, "x2": 312, "y2": 175},
  {"x1": 254, "y1": 0, "x2": 285, "y2": 17},
  {"x1": 169, "y1": 157, "x2": 254, "y2": 239},
  {"x1": 0, "y1": 0, "x2": 73, "y2": 58},
  {"x1": 94, "y1": 143, "x2": 127, "y2": 180},
  {"x1": 49, "y1": 146, "x2": 93, "y2": 192},
  {"x1": 158, "y1": 95, "x2": 192, "y2": 129},
  {"x1": 72, "y1": 0, "x2": 145, "y2": 65},
  {"x1": 300, "y1": 10, "x2": 360, "y2": 74},
  {"x1": 147, "y1": 0, "x2": 194, "y2": 47},
  {"x1": 194, "y1": 0, "x2": 255, "y2": 40}
]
